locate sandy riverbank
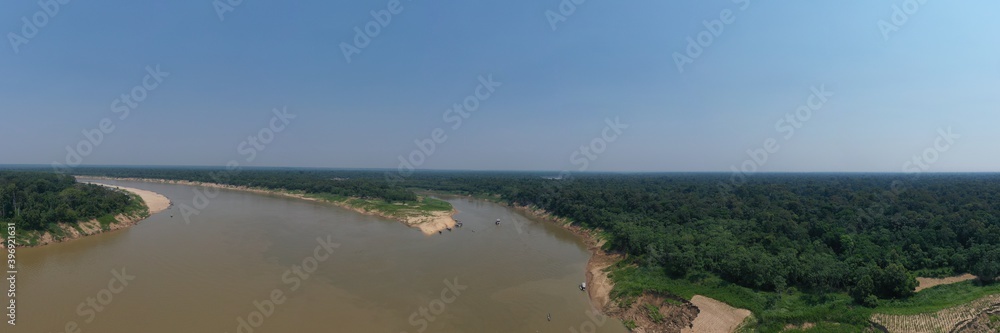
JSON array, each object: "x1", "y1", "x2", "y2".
[
  {"x1": 78, "y1": 177, "x2": 457, "y2": 235},
  {"x1": 20, "y1": 181, "x2": 171, "y2": 247},
  {"x1": 407, "y1": 210, "x2": 458, "y2": 235},
  {"x1": 84, "y1": 182, "x2": 171, "y2": 214},
  {"x1": 505, "y1": 205, "x2": 619, "y2": 308}
]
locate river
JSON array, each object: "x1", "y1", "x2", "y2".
[{"x1": 12, "y1": 179, "x2": 628, "y2": 333}]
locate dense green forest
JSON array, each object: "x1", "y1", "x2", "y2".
[
  {"x1": 0, "y1": 171, "x2": 138, "y2": 234},
  {"x1": 28, "y1": 166, "x2": 1000, "y2": 330},
  {"x1": 402, "y1": 173, "x2": 1000, "y2": 295}
]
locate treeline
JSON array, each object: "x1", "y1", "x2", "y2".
[
  {"x1": 399, "y1": 172, "x2": 1000, "y2": 305},
  {"x1": 70, "y1": 167, "x2": 418, "y2": 203},
  {"x1": 0, "y1": 171, "x2": 134, "y2": 232}
]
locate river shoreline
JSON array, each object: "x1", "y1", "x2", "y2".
[
  {"x1": 503, "y1": 204, "x2": 621, "y2": 310},
  {"x1": 77, "y1": 176, "x2": 458, "y2": 235},
  {"x1": 415, "y1": 192, "x2": 624, "y2": 313},
  {"x1": 415, "y1": 193, "x2": 637, "y2": 330},
  {"x1": 499, "y1": 201, "x2": 751, "y2": 333}
]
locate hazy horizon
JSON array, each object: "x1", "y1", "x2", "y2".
[
  {"x1": 3, "y1": 0, "x2": 998, "y2": 173},
  {"x1": 5, "y1": 164, "x2": 1000, "y2": 175}
]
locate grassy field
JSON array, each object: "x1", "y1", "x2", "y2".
[
  {"x1": 303, "y1": 192, "x2": 349, "y2": 203},
  {"x1": 305, "y1": 193, "x2": 452, "y2": 218}
]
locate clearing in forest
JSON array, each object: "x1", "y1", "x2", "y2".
[
  {"x1": 681, "y1": 295, "x2": 752, "y2": 333},
  {"x1": 915, "y1": 274, "x2": 978, "y2": 292}
]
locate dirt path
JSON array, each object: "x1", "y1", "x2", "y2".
[
  {"x1": 681, "y1": 295, "x2": 751, "y2": 333},
  {"x1": 586, "y1": 240, "x2": 618, "y2": 310},
  {"x1": 915, "y1": 274, "x2": 978, "y2": 292}
]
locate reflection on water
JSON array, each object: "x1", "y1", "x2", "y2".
[{"x1": 14, "y1": 180, "x2": 627, "y2": 333}]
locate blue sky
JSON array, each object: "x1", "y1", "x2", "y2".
[{"x1": 1, "y1": 0, "x2": 997, "y2": 172}]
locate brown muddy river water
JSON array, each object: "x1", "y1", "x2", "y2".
[{"x1": 13, "y1": 179, "x2": 628, "y2": 333}]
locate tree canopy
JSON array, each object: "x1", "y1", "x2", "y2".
[{"x1": 0, "y1": 171, "x2": 135, "y2": 233}]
